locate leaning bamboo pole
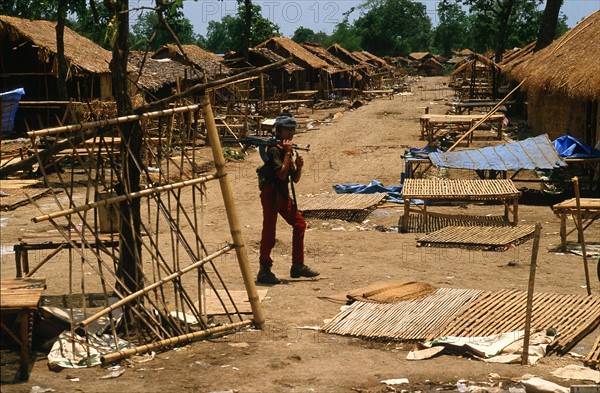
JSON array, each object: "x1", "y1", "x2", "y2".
[
  {"x1": 446, "y1": 80, "x2": 525, "y2": 152},
  {"x1": 32, "y1": 174, "x2": 218, "y2": 223},
  {"x1": 101, "y1": 319, "x2": 253, "y2": 365},
  {"x1": 572, "y1": 177, "x2": 592, "y2": 295},
  {"x1": 201, "y1": 95, "x2": 266, "y2": 329},
  {"x1": 522, "y1": 223, "x2": 541, "y2": 365},
  {"x1": 76, "y1": 244, "x2": 234, "y2": 330}
]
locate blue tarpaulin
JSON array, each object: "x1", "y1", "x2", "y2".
[
  {"x1": 333, "y1": 180, "x2": 404, "y2": 203},
  {"x1": 1, "y1": 88, "x2": 25, "y2": 135},
  {"x1": 552, "y1": 135, "x2": 600, "y2": 159},
  {"x1": 428, "y1": 134, "x2": 566, "y2": 171}
]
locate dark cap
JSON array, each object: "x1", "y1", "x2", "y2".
[{"x1": 274, "y1": 115, "x2": 297, "y2": 129}]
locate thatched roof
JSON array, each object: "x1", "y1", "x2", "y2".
[
  {"x1": 361, "y1": 51, "x2": 391, "y2": 68},
  {"x1": 152, "y1": 44, "x2": 231, "y2": 79},
  {"x1": 0, "y1": 15, "x2": 111, "y2": 74},
  {"x1": 223, "y1": 48, "x2": 304, "y2": 74},
  {"x1": 408, "y1": 52, "x2": 432, "y2": 61},
  {"x1": 129, "y1": 51, "x2": 203, "y2": 92},
  {"x1": 256, "y1": 37, "x2": 329, "y2": 70},
  {"x1": 498, "y1": 41, "x2": 537, "y2": 76},
  {"x1": 301, "y1": 42, "x2": 353, "y2": 73},
  {"x1": 451, "y1": 52, "x2": 500, "y2": 76},
  {"x1": 327, "y1": 44, "x2": 365, "y2": 66},
  {"x1": 419, "y1": 58, "x2": 445, "y2": 69},
  {"x1": 352, "y1": 51, "x2": 370, "y2": 63},
  {"x1": 508, "y1": 10, "x2": 600, "y2": 100},
  {"x1": 456, "y1": 49, "x2": 473, "y2": 56}
]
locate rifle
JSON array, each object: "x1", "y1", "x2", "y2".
[{"x1": 239, "y1": 135, "x2": 310, "y2": 163}]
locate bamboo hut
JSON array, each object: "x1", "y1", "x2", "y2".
[
  {"x1": 450, "y1": 53, "x2": 500, "y2": 99},
  {"x1": 256, "y1": 37, "x2": 329, "y2": 92},
  {"x1": 300, "y1": 42, "x2": 363, "y2": 92},
  {"x1": 151, "y1": 44, "x2": 231, "y2": 82},
  {"x1": 506, "y1": 10, "x2": 600, "y2": 146},
  {"x1": 408, "y1": 52, "x2": 434, "y2": 63},
  {"x1": 418, "y1": 58, "x2": 446, "y2": 77},
  {"x1": 0, "y1": 15, "x2": 121, "y2": 132}
]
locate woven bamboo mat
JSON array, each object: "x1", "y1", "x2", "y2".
[
  {"x1": 300, "y1": 193, "x2": 386, "y2": 222},
  {"x1": 0, "y1": 188, "x2": 51, "y2": 211},
  {"x1": 417, "y1": 225, "x2": 535, "y2": 250},
  {"x1": 398, "y1": 213, "x2": 509, "y2": 233},
  {"x1": 1, "y1": 278, "x2": 46, "y2": 309},
  {"x1": 322, "y1": 288, "x2": 484, "y2": 341},
  {"x1": 403, "y1": 179, "x2": 520, "y2": 199},
  {"x1": 429, "y1": 289, "x2": 600, "y2": 354}
]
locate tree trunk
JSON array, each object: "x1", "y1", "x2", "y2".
[
  {"x1": 55, "y1": 0, "x2": 68, "y2": 100},
  {"x1": 535, "y1": 0, "x2": 563, "y2": 51},
  {"x1": 104, "y1": 0, "x2": 144, "y2": 298},
  {"x1": 494, "y1": 0, "x2": 516, "y2": 63}
]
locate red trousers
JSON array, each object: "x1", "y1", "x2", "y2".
[{"x1": 259, "y1": 183, "x2": 306, "y2": 268}]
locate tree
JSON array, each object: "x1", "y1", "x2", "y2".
[
  {"x1": 292, "y1": 27, "x2": 317, "y2": 43},
  {"x1": 328, "y1": 21, "x2": 362, "y2": 51},
  {"x1": 204, "y1": 3, "x2": 279, "y2": 53},
  {"x1": 535, "y1": 0, "x2": 563, "y2": 51},
  {"x1": 354, "y1": 0, "x2": 432, "y2": 56},
  {"x1": 131, "y1": 2, "x2": 198, "y2": 51},
  {"x1": 433, "y1": 1, "x2": 472, "y2": 56}
]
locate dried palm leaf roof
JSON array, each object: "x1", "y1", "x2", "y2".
[
  {"x1": 408, "y1": 52, "x2": 432, "y2": 61},
  {"x1": 129, "y1": 51, "x2": 203, "y2": 92},
  {"x1": 152, "y1": 44, "x2": 231, "y2": 79},
  {"x1": 300, "y1": 42, "x2": 353, "y2": 73},
  {"x1": 361, "y1": 51, "x2": 391, "y2": 68},
  {"x1": 498, "y1": 41, "x2": 537, "y2": 76},
  {"x1": 352, "y1": 51, "x2": 370, "y2": 62},
  {"x1": 509, "y1": 10, "x2": 600, "y2": 100},
  {"x1": 327, "y1": 44, "x2": 365, "y2": 65},
  {"x1": 223, "y1": 48, "x2": 304, "y2": 74},
  {"x1": 249, "y1": 48, "x2": 304, "y2": 73},
  {"x1": 451, "y1": 52, "x2": 500, "y2": 76},
  {"x1": 256, "y1": 37, "x2": 329, "y2": 70},
  {"x1": 0, "y1": 15, "x2": 111, "y2": 74},
  {"x1": 456, "y1": 49, "x2": 473, "y2": 56},
  {"x1": 419, "y1": 58, "x2": 445, "y2": 69}
]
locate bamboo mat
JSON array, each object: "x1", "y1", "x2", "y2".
[
  {"x1": 403, "y1": 179, "x2": 520, "y2": 199},
  {"x1": 0, "y1": 188, "x2": 51, "y2": 211},
  {"x1": 398, "y1": 213, "x2": 508, "y2": 233},
  {"x1": 322, "y1": 288, "x2": 484, "y2": 341},
  {"x1": 429, "y1": 289, "x2": 600, "y2": 355},
  {"x1": 585, "y1": 334, "x2": 600, "y2": 370},
  {"x1": 417, "y1": 225, "x2": 535, "y2": 250},
  {"x1": 299, "y1": 193, "x2": 386, "y2": 222}
]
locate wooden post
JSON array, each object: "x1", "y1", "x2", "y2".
[
  {"x1": 572, "y1": 177, "x2": 592, "y2": 295},
  {"x1": 201, "y1": 95, "x2": 266, "y2": 329},
  {"x1": 559, "y1": 212, "x2": 567, "y2": 252},
  {"x1": 522, "y1": 223, "x2": 541, "y2": 365}
]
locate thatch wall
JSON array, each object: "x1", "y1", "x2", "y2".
[
  {"x1": 0, "y1": 15, "x2": 111, "y2": 75},
  {"x1": 526, "y1": 92, "x2": 589, "y2": 141}
]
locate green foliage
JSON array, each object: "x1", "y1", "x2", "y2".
[
  {"x1": 354, "y1": 0, "x2": 432, "y2": 56},
  {"x1": 204, "y1": 3, "x2": 280, "y2": 53},
  {"x1": 130, "y1": 4, "x2": 200, "y2": 51},
  {"x1": 222, "y1": 147, "x2": 245, "y2": 161},
  {"x1": 432, "y1": 1, "x2": 472, "y2": 56},
  {"x1": 328, "y1": 21, "x2": 362, "y2": 51},
  {"x1": 291, "y1": 27, "x2": 330, "y2": 45}
]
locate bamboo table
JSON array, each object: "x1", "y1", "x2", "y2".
[
  {"x1": 552, "y1": 198, "x2": 600, "y2": 252},
  {"x1": 419, "y1": 114, "x2": 505, "y2": 144},
  {"x1": 0, "y1": 278, "x2": 46, "y2": 380},
  {"x1": 400, "y1": 178, "x2": 521, "y2": 233},
  {"x1": 445, "y1": 99, "x2": 516, "y2": 115},
  {"x1": 14, "y1": 233, "x2": 119, "y2": 278}
]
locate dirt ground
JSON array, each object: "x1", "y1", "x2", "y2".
[{"x1": 1, "y1": 76, "x2": 599, "y2": 392}]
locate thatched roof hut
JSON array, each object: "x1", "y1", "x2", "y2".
[
  {"x1": 504, "y1": 10, "x2": 600, "y2": 145},
  {"x1": 418, "y1": 58, "x2": 446, "y2": 76},
  {"x1": 408, "y1": 52, "x2": 433, "y2": 62},
  {"x1": 361, "y1": 51, "x2": 391, "y2": 69},
  {"x1": 301, "y1": 42, "x2": 352, "y2": 74},
  {"x1": 327, "y1": 44, "x2": 365, "y2": 66},
  {"x1": 0, "y1": 15, "x2": 113, "y2": 99},
  {"x1": 152, "y1": 44, "x2": 231, "y2": 81}
]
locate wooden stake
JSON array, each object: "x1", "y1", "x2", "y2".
[
  {"x1": 522, "y1": 223, "x2": 542, "y2": 365},
  {"x1": 201, "y1": 95, "x2": 266, "y2": 330},
  {"x1": 101, "y1": 319, "x2": 253, "y2": 365},
  {"x1": 572, "y1": 177, "x2": 592, "y2": 295}
]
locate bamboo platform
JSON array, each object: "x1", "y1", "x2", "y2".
[
  {"x1": 398, "y1": 212, "x2": 509, "y2": 234},
  {"x1": 0, "y1": 278, "x2": 46, "y2": 309},
  {"x1": 416, "y1": 225, "x2": 535, "y2": 250},
  {"x1": 585, "y1": 334, "x2": 600, "y2": 370},
  {"x1": 403, "y1": 179, "x2": 520, "y2": 199},
  {"x1": 0, "y1": 188, "x2": 51, "y2": 211},
  {"x1": 299, "y1": 193, "x2": 386, "y2": 222}
]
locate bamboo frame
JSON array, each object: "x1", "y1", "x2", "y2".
[
  {"x1": 572, "y1": 177, "x2": 592, "y2": 295},
  {"x1": 522, "y1": 223, "x2": 541, "y2": 365}
]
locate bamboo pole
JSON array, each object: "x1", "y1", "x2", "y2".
[
  {"x1": 24, "y1": 244, "x2": 66, "y2": 277},
  {"x1": 32, "y1": 174, "x2": 218, "y2": 223},
  {"x1": 446, "y1": 80, "x2": 525, "y2": 152},
  {"x1": 522, "y1": 223, "x2": 541, "y2": 365},
  {"x1": 101, "y1": 319, "x2": 253, "y2": 365},
  {"x1": 572, "y1": 177, "x2": 592, "y2": 295},
  {"x1": 201, "y1": 95, "x2": 266, "y2": 330},
  {"x1": 77, "y1": 244, "x2": 234, "y2": 330}
]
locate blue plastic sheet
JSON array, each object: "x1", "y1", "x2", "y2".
[
  {"x1": 552, "y1": 135, "x2": 600, "y2": 159},
  {"x1": 333, "y1": 180, "x2": 405, "y2": 203},
  {"x1": 1, "y1": 88, "x2": 25, "y2": 135},
  {"x1": 429, "y1": 134, "x2": 566, "y2": 171}
]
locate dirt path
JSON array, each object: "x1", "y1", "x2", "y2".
[{"x1": 1, "y1": 76, "x2": 598, "y2": 393}]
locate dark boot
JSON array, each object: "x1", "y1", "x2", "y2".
[
  {"x1": 257, "y1": 267, "x2": 281, "y2": 285},
  {"x1": 290, "y1": 264, "x2": 320, "y2": 278}
]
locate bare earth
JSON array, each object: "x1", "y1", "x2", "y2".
[{"x1": 1, "y1": 76, "x2": 599, "y2": 393}]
